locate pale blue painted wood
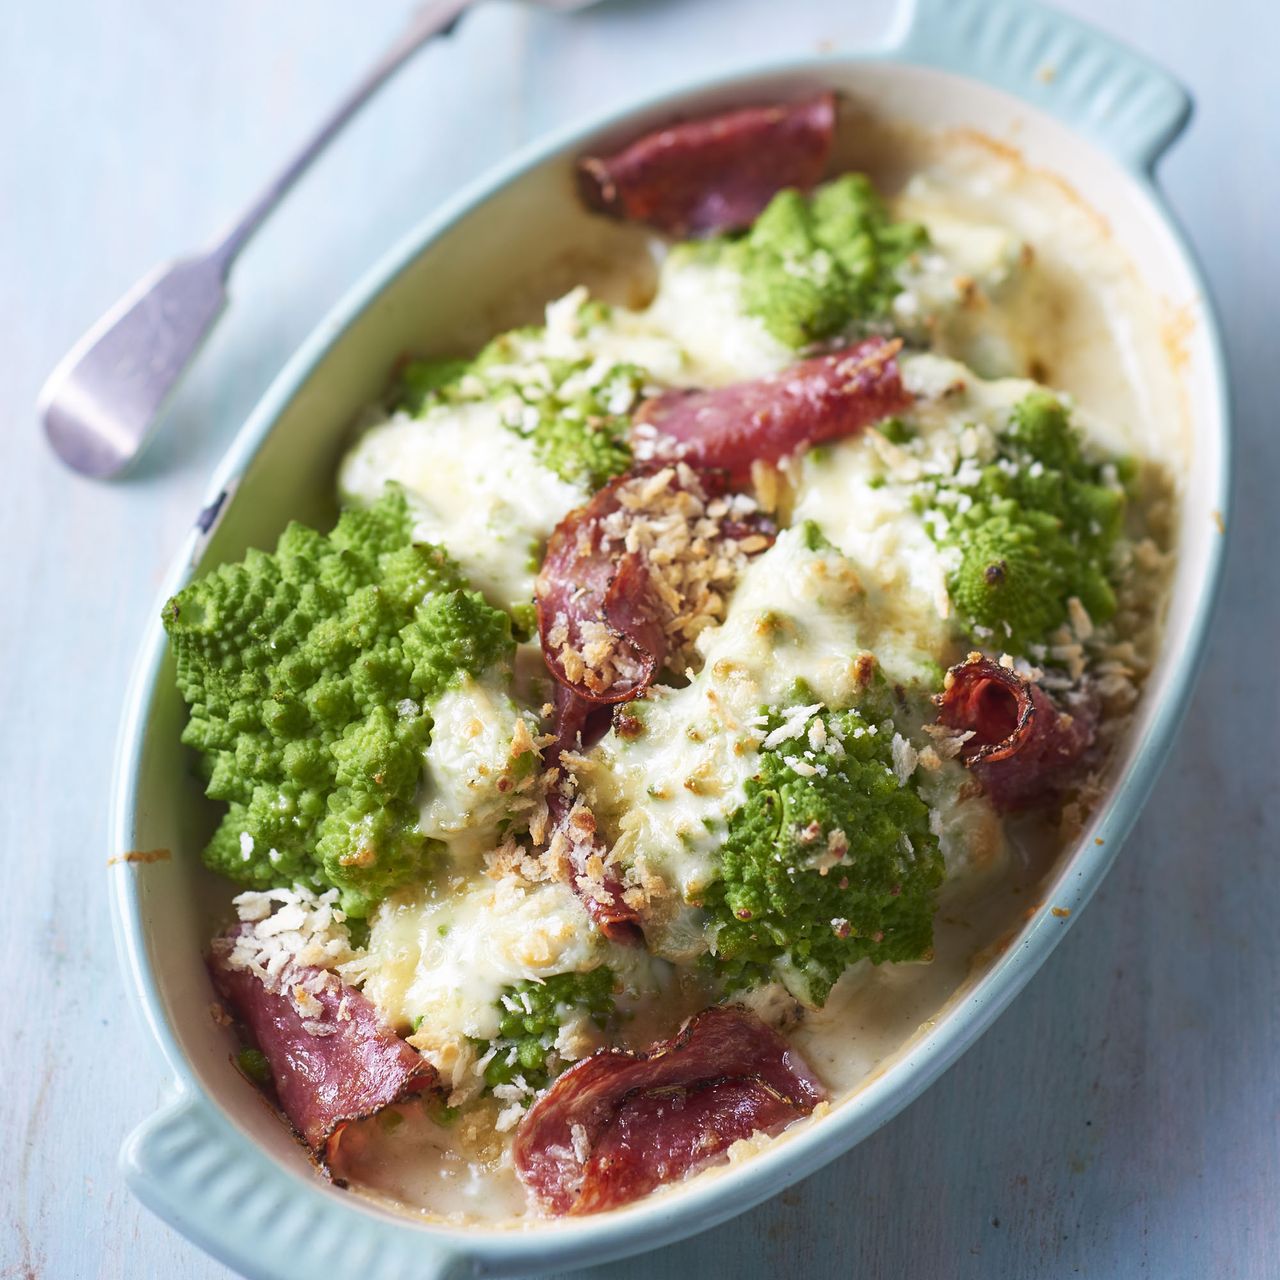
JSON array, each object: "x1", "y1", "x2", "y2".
[{"x1": 1, "y1": 1, "x2": 1277, "y2": 1276}]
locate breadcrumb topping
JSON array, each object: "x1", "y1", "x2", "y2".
[
  {"x1": 217, "y1": 884, "x2": 360, "y2": 1025},
  {"x1": 546, "y1": 463, "x2": 765, "y2": 695}
]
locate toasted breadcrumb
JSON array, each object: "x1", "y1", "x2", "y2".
[{"x1": 545, "y1": 464, "x2": 765, "y2": 694}]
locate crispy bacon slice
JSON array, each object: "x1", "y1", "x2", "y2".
[
  {"x1": 634, "y1": 338, "x2": 911, "y2": 485},
  {"x1": 513, "y1": 1004, "x2": 825, "y2": 1215},
  {"x1": 936, "y1": 654, "x2": 1098, "y2": 810},
  {"x1": 208, "y1": 935, "x2": 434, "y2": 1165},
  {"x1": 578, "y1": 93, "x2": 836, "y2": 237}
]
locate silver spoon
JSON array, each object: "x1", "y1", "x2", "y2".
[{"x1": 40, "y1": 0, "x2": 596, "y2": 479}]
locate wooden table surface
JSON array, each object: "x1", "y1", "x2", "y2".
[{"x1": 3, "y1": 1, "x2": 1277, "y2": 1276}]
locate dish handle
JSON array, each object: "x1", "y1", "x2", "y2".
[
  {"x1": 886, "y1": 0, "x2": 1192, "y2": 173},
  {"x1": 122, "y1": 1090, "x2": 468, "y2": 1280}
]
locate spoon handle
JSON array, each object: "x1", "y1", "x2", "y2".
[
  {"x1": 40, "y1": 0, "x2": 475, "y2": 479},
  {"x1": 209, "y1": 0, "x2": 474, "y2": 274}
]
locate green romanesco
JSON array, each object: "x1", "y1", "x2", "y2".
[
  {"x1": 396, "y1": 306, "x2": 644, "y2": 490},
  {"x1": 702, "y1": 705, "x2": 943, "y2": 1008},
  {"x1": 473, "y1": 968, "x2": 617, "y2": 1092},
  {"x1": 683, "y1": 174, "x2": 928, "y2": 349},
  {"x1": 162, "y1": 490, "x2": 515, "y2": 916},
  {"x1": 922, "y1": 390, "x2": 1128, "y2": 655},
  {"x1": 398, "y1": 356, "x2": 471, "y2": 406}
]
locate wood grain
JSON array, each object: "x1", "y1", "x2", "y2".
[{"x1": 1, "y1": 1, "x2": 1276, "y2": 1276}]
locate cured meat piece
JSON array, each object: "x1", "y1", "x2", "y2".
[
  {"x1": 513, "y1": 1004, "x2": 825, "y2": 1214},
  {"x1": 574, "y1": 1077, "x2": 803, "y2": 1215},
  {"x1": 633, "y1": 338, "x2": 910, "y2": 485},
  {"x1": 542, "y1": 683, "x2": 643, "y2": 944},
  {"x1": 536, "y1": 473, "x2": 665, "y2": 707},
  {"x1": 578, "y1": 93, "x2": 836, "y2": 237},
  {"x1": 935, "y1": 654, "x2": 1098, "y2": 810},
  {"x1": 536, "y1": 465, "x2": 771, "y2": 706},
  {"x1": 545, "y1": 781, "x2": 644, "y2": 946},
  {"x1": 208, "y1": 934, "x2": 434, "y2": 1165},
  {"x1": 549, "y1": 679, "x2": 598, "y2": 758},
  {"x1": 535, "y1": 467, "x2": 771, "y2": 940}
]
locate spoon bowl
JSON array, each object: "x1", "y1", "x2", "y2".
[{"x1": 40, "y1": 257, "x2": 228, "y2": 479}]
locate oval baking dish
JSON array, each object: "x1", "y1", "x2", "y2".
[{"x1": 110, "y1": 0, "x2": 1229, "y2": 1275}]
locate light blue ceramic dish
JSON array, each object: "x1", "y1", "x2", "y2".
[{"x1": 110, "y1": 0, "x2": 1230, "y2": 1275}]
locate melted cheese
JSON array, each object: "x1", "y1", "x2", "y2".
[
  {"x1": 358, "y1": 876, "x2": 606, "y2": 1049},
  {"x1": 540, "y1": 286, "x2": 688, "y2": 384},
  {"x1": 418, "y1": 675, "x2": 539, "y2": 863},
  {"x1": 920, "y1": 760, "x2": 1007, "y2": 887},
  {"x1": 642, "y1": 199, "x2": 1033, "y2": 388},
  {"x1": 901, "y1": 351, "x2": 1121, "y2": 461},
  {"x1": 893, "y1": 189, "x2": 1032, "y2": 378},
  {"x1": 791, "y1": 443, "x2": 956, "y2": 660},
  {"x1": 338, "y1": 287, "x2": 691, "y2": 614},
  {"x1": 793, "y1": 349, "x2": 1125, "y2": 652},
  {"x1": 586, "y1": 526, "x2": 949, "y2": 919},
  {"x1": 642, "y1": 253, "x2": 792, "y2": 385},
  {"x1": 339, "y1": 400, "x2": 582, "y2": 614}
]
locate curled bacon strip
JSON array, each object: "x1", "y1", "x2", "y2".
[
  {"x1": 578, "y1": 93, "x2": 836, "y2": 237},
  {"x1": 209, "y1": 935, "x2": 434, "y2": 1165},
  {"x1": 513, "y1": 1004, "x2": 826, "y2": 1215},
  {"x1": 936, "y1": 654, "x2": 1098, "y2": 811},
  {"x1": 634, "y1": 338, "x2": 911, "y2": 485}
]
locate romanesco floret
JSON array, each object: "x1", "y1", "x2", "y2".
[
  {"x1": 683, "y1": 174, "x2": 928, "y2": 349},
  {"x1": 396, "y1": 308, "x2": 644, "y2": 490},
  {"x1": 403, "y1": 589, "x2": 513, "y2": 704},
  {"x1": 924, "y1": 391, "x2": 1127, "y2": 655},
  {"x1": 474, "y1": 968, "x2": 616, "y2": 1091},
  {"x1": 702, "y1": 705, "x2": 943, "y2": 1008},
  {"x1": 163, "y1": 490, "x2": 516, "y2": 916}
]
